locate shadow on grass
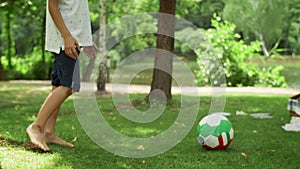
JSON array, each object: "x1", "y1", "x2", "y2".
[{"x1": 0, "y1": 136, "x2": 51, "y2": 154}]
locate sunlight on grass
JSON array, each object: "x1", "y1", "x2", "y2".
[
  {"x1": 0, "y1": 147, "x2": 71, "y2": 169},
  {"x1": 26, "y1": 115, "x2": 37, "y2": 122},
  {"x1": 120, "y1": 127, "x2": 160, "y2": 137}
]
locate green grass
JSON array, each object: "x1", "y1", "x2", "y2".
[{"x1": 0, "y1": 82, "x2": 299, "y2": 169}]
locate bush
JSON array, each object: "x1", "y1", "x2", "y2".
[
  {"x1": 195, "y1": 16, "x2": 287, "y2": 87},
  {"x1": 1, "y1": 47, "x2": 52, "y2": 80}
]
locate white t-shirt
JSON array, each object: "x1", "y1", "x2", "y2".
[{"x1": 45, "y1": 0, "x2": 93, "y2": 54}]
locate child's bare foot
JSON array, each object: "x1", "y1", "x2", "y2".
[
  {"x1": 26, "y1": 124, "x2": 51, "y2": 152},
  {"x1": 45, "y1": 133, "x2": 74, "y2": 148}
]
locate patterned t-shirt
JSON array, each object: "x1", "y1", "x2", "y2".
[{"x1": 45, "y1": 0, "x2": 93, "y2": 54}]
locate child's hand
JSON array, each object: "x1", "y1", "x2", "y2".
[{"x1": 63, "y1": 36, "x2": 80, "y2": 59}]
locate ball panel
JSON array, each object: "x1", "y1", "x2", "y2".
[
  {"x1": 205, "y1": 135, "x2": 219, "y2": 148},
  {"x1": 221, "y1": 132, "x2": 228, "y2": 146},
  {"x1": 212, "y1": 120, "x2": 233, "y2": 137},
  {"x1": 204, "y1": 134, "x2": 233, "y2": 150},
  {"x1": 198, "y1": 135, "x2": 205, "y2": 144},
  {"x1": 199, "y1": 116, "x2": 208, "y2": 126},
  {"x1": 229, "y1": 128, "x2": 234, "y2": 139},
  {"x1": 196, "y1": 124, "x2": 201, "y2": 136},
  {"x1": 198, "y1": 124, "x2": 217, "y2": 138},
  {"x1": 205, "y1": 114, "x2": 226, "y2": 126}
]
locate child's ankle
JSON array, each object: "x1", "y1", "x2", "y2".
[
  {"x1": 44, "y1": 131, "x2": 55, "y2": 137},
  {"x1": 29, "y1": 123, "x2": 44, "y2": 133}
]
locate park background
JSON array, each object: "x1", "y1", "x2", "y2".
[
  {"x1": 0, "y1": 0, "x2": 300, "y2": 88},
  {"x1": 1, "y1": 0, "x2": 300, "y2": 169}
]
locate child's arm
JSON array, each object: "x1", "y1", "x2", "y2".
[{"x1": 48, "y1": 0, "x2": 80, "y2": 59}]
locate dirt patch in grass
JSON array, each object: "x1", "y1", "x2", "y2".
[
  {"x1": 0, "y1": 136, "x2": 50, "y2": 153},
  {"x1": 0, "y1": 102, "x2": 6, "y2": 106}
]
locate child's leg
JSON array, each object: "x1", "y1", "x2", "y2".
[
  {"x1": 44, "y1": 107, "x2": 74, "y2": 147},
  {"x1": 27, "y1": 85, "x2": 72, "y2": 151},
  {"x1": 27, "y1": 50, "x2": 80, "y2": 151},
  {"x1": 43, "y1": 86, "x2": 74, "y2": 147}
]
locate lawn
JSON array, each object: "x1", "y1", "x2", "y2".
[{"x1": 0, "y1": 82, "x2": 299, "y2": 169}]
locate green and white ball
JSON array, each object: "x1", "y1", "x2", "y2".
[{"x1": 197, "y1": 114, "x2": 234, "y2": 150}]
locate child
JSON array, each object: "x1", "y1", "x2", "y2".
[{"x1": 26, "y1": 0, "x2": 97, "y2": 152}]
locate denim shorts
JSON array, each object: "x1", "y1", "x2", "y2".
[{"x1": 51, "y1": 49, "x2": 80, "y2": 92}]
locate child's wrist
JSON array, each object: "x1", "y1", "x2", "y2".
[{"x1": 61, "y1": 33, "x2": 72, "y2": 39}]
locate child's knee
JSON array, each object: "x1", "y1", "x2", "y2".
[{"x1": 60, "y1": 86, "x2": 73, "y2": 96}]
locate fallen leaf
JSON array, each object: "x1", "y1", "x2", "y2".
[
  {"x1": 72, "y1": 137, "x2": 77, "y2": 142},
  {"x1": 137, "y1": 145, "x2": 145, "y2": 151},
  {"x1": 255, "y1": 147, "x2": 262, "y2": 150},
  {"x1": 241, "y1": 152, "x2": 248, "y2": 158}
]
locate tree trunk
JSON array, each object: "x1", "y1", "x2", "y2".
[
  {"x1": 258, "y1": 32, "x2": 270, "y2": 58},
  {"x1": 0, "y1": 59, "x2": 7, "y2": 80},
  {"x1": 41, "y1": 13, "x2": 46, "y2": 63},
  {"x1": 6, "y1": 2, "x2": 13, "y2": 69},
  {"x1": 96, "y1": 0, "x2": 107, "y2": 92},
  {"x1": 283, "y1": 3, "x2": 293, "y2": 55},
  {"x1": 82, "y1": 58, "x2": 95, "y2": 82},
  {"x1": 149, "y1": 0, "x2": 176, "y2": 100}
]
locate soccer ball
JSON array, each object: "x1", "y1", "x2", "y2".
[{"x1": 196, "y1": 114, "x2": 234, "y2": 150}]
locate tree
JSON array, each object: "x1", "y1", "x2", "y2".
[
  {"x1": 223, "y1": 0, "x2": 288, "y2": 58},
  {"x1": 0, "y1": 0, "x2": 47, "y2": 80},
  {"x1": 2, "y1": 0, "x2": 13, "y2": 69},
  {"x1": 176, "y1": 0, "x2": 225, "y2": 29},
  {"x1": 195, "y1": 16, "x2": 286, "y2": 87},
  {"x1": 149, "y1": 0, "x2": 176, "y2": 100},
  {"x1": 0, "y1": 0, "x2": 17, "y2": 80},
  {"x1": 83, "y1": 0, "x2": 137, "y2": 88},
  {"x1": 82, "y1": 0, "x2": 101, "y2": 83},
  {"x1": 96, "y1": 0, "x2": 107, "y2": 92},
  {"x1": 284, "y1": 0, "x2": 300, "y2": 55}
]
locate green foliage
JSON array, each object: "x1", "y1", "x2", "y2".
[
  {"x1": 176, "y1": 0, "x2": 225, "y2": 29},
  {"x1": 258, "y1": 66, "x2": 286, "y2": 87},
  {"x1": 195, "y1": 16, "x2": 287, "y2": 87},
  {"x1": 1, "y1": 47, "x2": 52, "y2": 80},
  {"x1": 288, "y1": 21, "x2": 300, "y2": 55},
  {"x1": 286, "y1": 1, "x2": 300, "y2": 55},
  {"x1": 175, "y1": 27, "x2": 206, "y2": 56},
  {"x1": 107, "y1": 14, "x2": 157, "y2": 66},
  {"x1": 1, "y1": 0, "x2": 299, "y2": 81},
  {"x1": 0, "y1": 0, "x2": 46, "y2": 56},
  {"x1": 223, "y1": 0, "x2": 289, "y2": 55}
]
